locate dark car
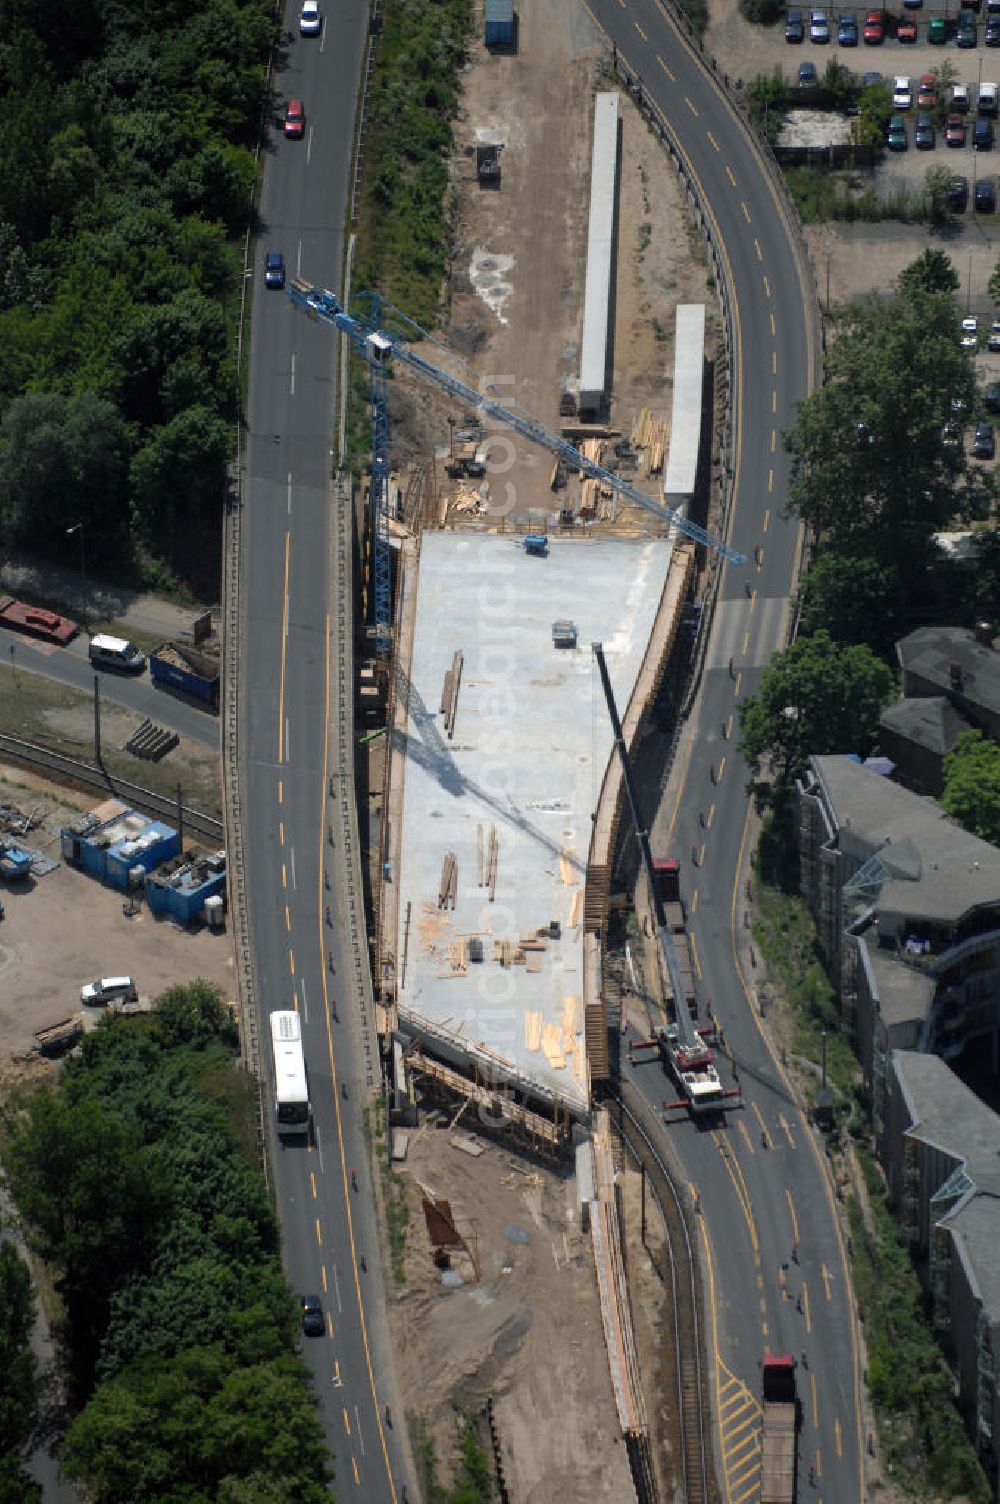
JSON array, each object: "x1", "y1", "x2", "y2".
[
  {"x1": 987, "y1": 17, "x2": 1000, "y2": 40},
  {"x1": 798, "y1": 59, "x2": 819, "y2": 84},
  {"x1": 284, "y1": 98, "x2": 305, "y2": 139},
  {"x1": 974, "y1": 117, "x2": 995, "y2": 148},
  {"x1": 915, "y1": 111, "x2": 936, "y2": 147},
  {"x1": 984, "y1": 382, "x2": 1000, "y2": 412},
  {"x1": 838, "y1": 12, "x2": 859, "y2": 41},
  {"x1": 957, "y1": 8, "x2": 978, "y2": 43},
  {"x1": 786, "y1": 6, "x2": 805, "y2": 38},
  {"x1": 927, "y1": 14, "x2": 948, "y2": 38},
  {"x1": 972, "y1": 423, "x2": 996, "y2": 457},
  {"x1": 975, "y1": 176, "x2": 997, "y2": 210},
  {"x1": 887, "y1": 113, "x2": 908, "y2": 148},
  {"x1": 301, "y1": 1294, "x2": 324, "y2": 1337},
  {"x1": 897, "y1": 15, "x2": 918, "y2": 39},
  {"x1": 264, "y1": 251, "x2": 285, "y2": 289},
  {"x1": 949, "y1": 172, "x2": 969, "y2": 208}
]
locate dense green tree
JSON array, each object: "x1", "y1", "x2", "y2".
[
  {"x1": 130, "y1": 406, "x2": 230, "y2": 539},
  {"x1": 796, "y1": 553, "x2": 905, "y2": 651},
  {"x1": 739, "y1": 630, "x2": 895, "y2": 804},
  {"x1": 0, "y1": 1243, "x2": 37, "y2": 1462},
  {"x1": 784, "y1": 287, "x2": 977, "y2": 580},
  {"x1": 941, "y1": 731, "x2": 1000, "y2": 844},
  {"x1": 897, "y1": 248, "x2": 960, "y2": 297}
]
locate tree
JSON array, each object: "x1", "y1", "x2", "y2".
[
  {"x1": 784, "y1": 287, "x2": 977, "y2": 581},
  {"x1": 0, "y1": 1244, "x2": 37, "y2": 1463},
  {"x1": 922, "y1": 167, "x2": 957, "y2": 230},
  {"x1": 897, "y1": 247, "x2": 960, "y2": 297},
  {"x1": 796, "y1": 553, "x2": 904, "y2": 652},
  {"x1": 739, "y1": 630, "x2": 895, "y2": 804},
  {"x1": 941, "y1": 731, "x2": 1000, "y2": 844}
]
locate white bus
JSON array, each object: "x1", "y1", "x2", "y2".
[{"x1": 270, "y1": 1010, "x2": 311, "y2": 1137}]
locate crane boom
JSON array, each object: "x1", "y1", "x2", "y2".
[
  {"x1": 287, "y1": 280, "x2": 746, "y2": 564},
  {"x1": 591, "y1": 642, "x2": 701, "y2": 1050}
]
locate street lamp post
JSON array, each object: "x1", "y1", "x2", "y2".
[{"x1": 66, "y1": 522, "x2": 86, "y2": 610}]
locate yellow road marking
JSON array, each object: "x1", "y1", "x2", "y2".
[
  {"x1": 767, "y1": 470, "x2": 774, "y2": 494},
  {"x1": 635, "y1": 19, "x2": 647, "y2": 38},
  {"x1": 315, "y1": 1218, "x2": 322, "y2": 1245},
  {"x1": 690, "y1": 930, "x2": 703, "y2": 979},
  {"x1": 289, "y1": 949, "x2": 295, "y2": 976},
  {"x1": 835, "y1": 1417, "x2": 843, "y2": 1458},
  {"x1": 803, "y1": 1280, "x2": 812, "y2": 1334},
  {"x1": 811, "y1": 1372, "x2": 819, "y2": 1428},
  {"x1": 779, "y1": 1112, "x2": 796, "y2": 1148},
  {"x1": 706, "y1": 803, "x2": 716, "y2": 830},
  {"x1": 815, "y1": 1448, "x2": 822, "y2": 1478},
  {"x1": 343, "y1": 1407, "x2": 351, "y2": 1435},
  {"x1": 735, "y1": 670, "x2": 742, "y2": 696},
  {"x1": 726, "y1": 713, "x2": 734, "y2": 738},
  {"x1": 751, "y1": 1100, "x2": 770, "y2": 1144},
  {"x1": 279, "y1": 821, "x2": 285, "y2": 845},
  {"x1": 332, "y1": 1358, "x2": 342, "y2": 1386},
  {"x1": 712, "y1": 1131, "x2": 759, "y2": 1252},
  {"x1": 737, "y1": 1118, "x2": 755, "y2": 1155},
  {"x1": 658, "y1": 54, "x2": 675, "y2": 80},
  {"x1": 699, "y1": 842, "x2": 706, "y2": 866},
  {"x1": 726, "y1": 164, "x2": 736, "y2": 186},
  {"x1": 321, "y1": 1266, "x2": 328, "y2": 1293},
  {"x1": 282, "y1": 863, "x2": 287, "y2": 889},
  {"x1": 786, "y1": 1188, "x2": 800, "y2": 1244},
  {"x1": 278, "y1": 530, "x2": 290, "y2": 763},
  {"x1": 685, "y1": 95, "x2": 700, "y2": 116},
  {"x1": 327, "y1": 1311, "x2": 334, "y2": 1338},
  {"x1": 823, "y1": 1263, "x2": 833, "y2": 1300},
  {"x1": 772, "y1": 349, "x2": 777, "y2": 374},
  {"x1": 310, "y1": 1171, "x2": 317, "y2": 1199},
  {"x1": 278, "y1": 779, "x2": 283, "y2": 804},
  {"x1": 285, "y1": 905, "x2": 292, "y2": 931},
  {"x1": 770, "y1": 310, "x2": 776, "y2": 335},
  {"x1": 707, "y1": 128, "x2": 719, "y2": 148},
  {"x1": 741, "y1": 200, "x2": 750, "y2": 223},
  {"x1": 763, "y1": 274, "x2": 771, "y2": 297},
  {"x1": 691, "y1": 887, "x2": 699, "y2": 913},
  {"x1": 352, "y1": 1457, "x2": 361, "y2": 1485},
  {"x1": 755, "y1": 238, "x2": 763, "y2": 261},
  {"x1": 718, "y1": 755, "x2": 727, "y2": 781},
  {"x1": 742, "y1": 630, "x2": 750, "y2": 654},
  {"x1": 772, "y1": 389, "x2": 777, "y2": 414}
]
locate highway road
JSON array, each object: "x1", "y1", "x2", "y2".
[
  {"x1": 240, "y1": 2, "x2": 408, "y2": 1500},
  {"x1": 5, "y1": 635, "x2": 218, "y2": 749},
  {"x1": 583, "y1": 2, "x2": 867, "y2": 1500}
]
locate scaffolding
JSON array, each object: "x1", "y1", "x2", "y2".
[{"x1": 404, "y1": 1046, "x2": 569, "y2": 1153}]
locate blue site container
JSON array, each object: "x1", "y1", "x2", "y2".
[{"x1": 485, "y1": 0, "x2": 515, "y2": 47}]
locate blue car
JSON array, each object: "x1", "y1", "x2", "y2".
[
  {"x1": 838, "y1": 13, "x2": 859, "y2": 43},
  {"x1": 264, "y1": 251, "x2": 286, "y2": 289}
]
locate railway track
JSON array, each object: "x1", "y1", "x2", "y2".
[{"x1": 608, "y1": 1084, "x2": 715, "y2": 1504}]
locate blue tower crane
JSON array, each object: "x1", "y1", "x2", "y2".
[{"x1": 287, "y1": 278, "x2": 745, "y2": 655}]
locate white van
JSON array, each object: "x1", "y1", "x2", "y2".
[
  {"x1": 979, "y1": 82, "x2": 999, "y2": 118},
  {"x1": 88, "y1": 634, "x2": 146, "y2": 673},
  {"x1": 80, "y1": 976, "x2": 138, "y2": 1006}
]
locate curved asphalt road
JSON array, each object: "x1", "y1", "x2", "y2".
[
  {"x1": 583, "y1": 3, "x2": 867, "y2": 1500},
  {"x1": 240, "y1": 3, "x2": 408, "y2": 1501}
]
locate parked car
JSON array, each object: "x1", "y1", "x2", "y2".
[
  {"x1": 917, "y1": 72, "x2": 939, "y2": 106},
  {"x1": 915, "y1": 110, "x2": 936, "y2": 146},
  {"x1": 972, "y1": 423, "x2": 996, "y2": 457},
  {"x1": 897, "y1": 15, "x2": 918, "y2": 39},
  {"x1": 284, "y1": 99, "x2": 305, "y2": 139},
  {"x1": 887, "y1": 113, "x2": 908, "y2": 148},
  {"x1": 299, "y1": 0, "x2": 321, "y2": 34},
  {"x1": 893, "y1": 74, "x2": 913, "y2": 108},
  {"x1": 987, "y1": 17, "x2": 1000, "y2": 41},
  {"x1": 988, "y1": 318, "x2": 1000, "y2": 349},
  {"x1": 301, "y1": 1294, "x2": 324, "y2": 1337},
  {"x1": 942, "y1": 420, "x2": 963, "y2": 447},
  {"x1": 976, "y1": 176, "x2": 997, "y2": 209},
  {"x1": 946, "y1": 112, "x2": 968, "y2": 144},
  {"x1": 838, "y1": 12, "x2": 859, "y2": 42},
  {"x1": 863, "y1": 8, "x2": 885, "y2": 41},
  {"x1": 80, "y1": 977, "x2": 138, "y2": 1006},
  {"x1": 961, "y1": 315, "x2": 979, "y2": 346},
  {"x1": 927, "y1": 14, "x2": 948, "y2": 39},
  {"x1": 862, "y1": 69, "x2": 883, "y2": 86},
  {"x1": 786, "y1": 6, "x2": 805, "y2": 40},
  {"x1": 902, "y1": 0, "x2": 922, "y2": 8},
  {"x1": 952, "y1": 82, "x2": 971, "y2": 111},
  {"x1": 798, "y1": 59, "x2": 819, "y2": 84},
  {"x1": 957, "y1": 8, "x2": 978, "y2": 44},
  {"x1": 264, "y1": 251, "x2": 285, "y2": 289},
  {"x1": 979, "y1": 80, "x2": 999, "y2": 114},
  {"x1": 974, "y1": 117, "x2": 995, "y2": 148},
  {"x1": 949, "y1": 172, "x2": 970, "y2": 208},
  {"x1": 984, "y1": 381, "x2": 1000, "y2": 411},
  {"x1": 810, "y1": 7, "x2": 830, "y2": 39}
]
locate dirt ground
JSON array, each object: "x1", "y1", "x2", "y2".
[
  {"x1": 389, "y1": 0, "x2": 716, "y2": 529},
  {"x1": 0, "y1": 765, "x2": 236, "y2": 1074},
  {"x1": 390, "y1": 1118, "x2": 642, "y2": 1502}
]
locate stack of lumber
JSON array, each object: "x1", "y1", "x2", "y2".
[
  {"x1": 438, "y1": 851, "x2": 458, "y2": 910},
  {"x1": 630, "y1": 408, "x2": 670, "y2": 477}
]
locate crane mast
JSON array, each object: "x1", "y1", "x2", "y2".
[{"x1": 286, "y1": 279, "x2": 746, "y2": 655}]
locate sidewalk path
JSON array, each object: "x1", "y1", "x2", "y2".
[{"x1": 0, "y1": 551, "x2": 217, "y2": 642}]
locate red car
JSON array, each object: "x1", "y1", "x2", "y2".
[
  {"x1": 864, "y1": 7, "x2": 884, "y2": 40},
  {"x1": 284, "y1": 99, "x2": 305, "y2": 139},
  {"x1": 897, "y1": 15, "x2": 918, "y2": 39},
  {"x1": 917, "y1": 72, "x2": 939, "y2": 106},
  {"x1": 946, "y1": 112, "x2": 967, "y2": 144}
]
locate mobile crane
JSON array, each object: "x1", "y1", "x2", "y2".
[{"x1": 286, "y1": 279, "x2": 745, "y2": 655}]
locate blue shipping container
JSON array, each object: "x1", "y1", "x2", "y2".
[{"x1": 485, "y1": 0, "x2": 514, "y2": 46}]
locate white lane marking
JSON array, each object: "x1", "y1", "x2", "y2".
[
  {"x1": 320, "y1": 16, "x2": 327, "y2": 50},
  {"x1": 287, "y1": 471, "x2": 293, "y2": 514},
  {"x1": 300, "y1": 976, "x2": 308, "y2": 1026},
  {"x1": 297, "y1": 238, "x2": 303, "y2": 278},
  {"x1": 290, "y1": 846, "x2": 298, "y2": 890},
  {"x1": 284, "y1": 718, "x2": 290, "y2": 762},
  {"x1": 332, "y1": 1264, "x2": 343, "y2": 1312},
  {"x1": 307, "y1": 124, "x2": 314, "y2": 164},
  {"x1": 354, "y1": 1406, "x2": 365, "y2": 1456},
  {"x1": 290, "y1": 352, "x2": 296, "y2": 396},
  {"x1": 314, "y1": 1123, "x2": 325, "y2": 1173}
]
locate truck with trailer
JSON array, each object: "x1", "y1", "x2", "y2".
[
  {"x1": 149, "y1": 641, "x2": 220, "y2": 709},
  {"x1": 761, "y1": 1353, "x2": 798, "y2": 1503}
]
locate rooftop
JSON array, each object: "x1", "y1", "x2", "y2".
[
  {"x1": 395, "y1": 531, "x2": 673, "y2": 1112},
  {"x1": 879, "y1": 695, "x2": 969, "y2": 758},
  {"x1": 809, "y1": 755, "x2": 1000, "y2": 924},
  {"x1": 897, "y1": 624, "x2": 1000, "y2": 715},
  {"x1": 863, "y1": 945, "x2": 935, "y2": 1029}
]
